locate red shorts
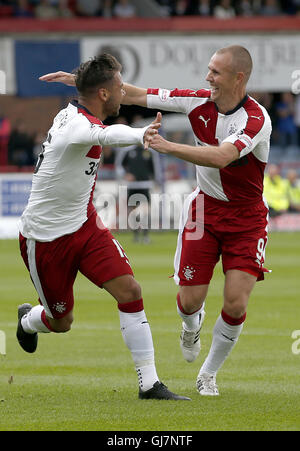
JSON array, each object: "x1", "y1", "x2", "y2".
[
  {"x1": 19, "y1": 212, "x2": 133, "y2": 319},
  {"x1": 174, "y1": 190, "x2": 270, "y2": 286}
]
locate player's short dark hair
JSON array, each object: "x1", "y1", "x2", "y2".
[
  {"x1": 216, "y1": 45, "x2": 253, "y2": 83},
  {"x1": 75, "y1": 54, "x2": 122, "y2": 96}
]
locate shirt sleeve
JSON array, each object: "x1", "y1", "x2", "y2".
[
  {"x1": 222, "y1": 113, "x2": 271, "y2": 159},
  {"x1": 70, "y1": 117, "x2": 147, "y2": 147},
  {"x1": 94, "y1": 124, "x2": 147, "y2": 147},
  {"x1": 147, "y1": 88, "x2": 210, "y2": 114}
]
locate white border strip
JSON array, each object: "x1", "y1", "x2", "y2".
[{"x1": 26, "y1": 238, "x2": 53, "y2": 318}]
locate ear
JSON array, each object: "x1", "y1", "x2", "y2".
[
  {"x1": 98, "y1": 87, "x2": 110, "y2": 102},
  {"x1": 236, "y1": 71, "x2": 245, "y2": 85}
]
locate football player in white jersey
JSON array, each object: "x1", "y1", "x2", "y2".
[
  {"x1": 18, "y1": 54, "x2": 190, "y2": 401},
  {"x1": 40, "y1": 46, "x2": 272, "y2": 396}
]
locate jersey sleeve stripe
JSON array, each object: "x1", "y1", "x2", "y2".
[
  {"x1": 233, "y1": 139, "x2": 247, "y2": 152},
  {"x1": 243, "y1": 98, "x2": 265, "y2": 139}
]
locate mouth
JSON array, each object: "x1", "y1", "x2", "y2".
[{"x1": 210, "y1": 86, "x2": 219, "y2": 95}]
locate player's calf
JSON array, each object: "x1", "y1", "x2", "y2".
[{"x1": 47, "y1": 313, "x2": 73, "y2": 333}]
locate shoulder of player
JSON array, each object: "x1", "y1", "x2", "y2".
[
  {"x1": 243, "y1": 96, "x2": 270, "y2": 123},
  {"x1": 70, "y1": 105, "x2": 106, "y2": 133},
  {"x1": 242, "y1": 96, "x2": 271, "y2": 133}
]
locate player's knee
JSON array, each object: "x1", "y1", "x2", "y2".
[
  {"x1": 223, "y1": 298, "x2": 246, "y2": 319},
  {"x1": 178, "y1": 288, "x2": 207, "y2": 314},
  {"x1": 118, "y1": 279, "x2": 142, "y2": 303}
]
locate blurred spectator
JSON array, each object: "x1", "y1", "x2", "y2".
[
  {"x1": 294, "y1": 93, "x2": 300, "y2": 146},
  {"x1": 154, "y1": 0, "x2": 173, "y2": 16},
  {"x1": 213, "y1": 0, "x2": 236, "y2": 18},
  {"x1": 13, "y1": 0, "x2": 34, "y2": 17},
  {"x1": 122, "y1": 145, "x2": 154, "y2": 243},
  {"x1": 286, "y1": 169, "x2": 300, "y2": 212},
  {"x1": 101, "y1": 0, "x2": 113, "y2": 17},
  {"x1": 260, "y1": 0, "x2": 281, "y2": 16},
  {"x1": 75, "y1": 0, "x2": 102, "y2": 16},
  {"x1": 34, "y1": 0, "x2": 59, "y2": 18},
  {"x1": 113, "y1": 0, "x2": 136, "y2": 18},
  {"x1": 0, "y1": 114, "x2": 11, "y2": 166},
  {"x1": 185, "y1": 0, "x2": 211, "y2": 15},
  {"x1": 57, "y1": 0, "x2": 74, "y2": 17},
  {"x1": 264, "y1": 164, "x2": 289, "y2": 216},
  {"x1": 236, "y1": 0, "x2": 254, "y2": 15},
  {"x1": 102, "y1": 145, "x2": 115, "y2": 165},
  {"x1": 170, "y1": 0, "x2": 188, "y2": 16},
  {"x1": 8, "y1": 123, "x2": 34, "y2": 167},
  {"x1": 100, "y1": 145, "x2": 116, "y2": 179},
  {"x1": 276, "y1": 92, "x2": 298, "y2": 148}
]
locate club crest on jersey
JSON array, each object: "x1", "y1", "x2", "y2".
[
  {"x1": 53, "y1": 302, "x2": 67, "y2": 313},
  {"x1": 228, "y1": 123, "x2": 238, "y2": 136},
  {"x1": 183, "y1": 266, "x2": 196, "y2": 281},
  {"x1": 158, "y1": 88, "x2": 170, "y2": 102}
]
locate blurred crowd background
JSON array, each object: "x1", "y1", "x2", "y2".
[{"x1": 0, "y1": 0, "x2": 300, "y2": 19}]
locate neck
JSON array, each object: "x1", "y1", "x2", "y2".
[
  {"x1": 78, "y1": 96, "x2": 106, "y2": 121},
  {"x1": 216, "y1": 89, "x2": 247, "y2": 114}
]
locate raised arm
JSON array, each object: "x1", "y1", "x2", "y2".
[
  {"x1": 122, "y1": 83, "x2": 147, "y2": 107},
  {"x1": 39, "y1": 72, "x2": 147, "y2": 107},
  {"x1": 39, "y1": 71, "x2": 76, "y2": 86},
  {"x1": 40, "y1": 73, "x2": 147, "y2": 106}
]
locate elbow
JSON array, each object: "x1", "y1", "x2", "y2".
[
  {"x1": 212, "y1": 157, "x2": 230, "y2": 169},
  {"x1": 215, "y1": 154, "x2": 239, "y2": 169}
]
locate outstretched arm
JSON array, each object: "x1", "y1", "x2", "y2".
[
  {"x1": 122, "y1": 83, "x2": 147, "y2": 107},
  {"x1": 149, "y1": 134, "x2": 239, "y2": 169},
  {"x1": 39, "y1": 72, "x2": 148, "y2": 107},
  {"x1": 39, "y1": 71, "x2": 76, "y2": 86},
  {"x1": 39, "y1": 70, "x2": 147, "y2": 107}
]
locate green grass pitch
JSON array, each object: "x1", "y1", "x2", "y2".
[{"x1": 0, "y1": 231, "x2": 300, "y2": 431}]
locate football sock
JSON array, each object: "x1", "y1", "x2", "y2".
[
  {"x1": 199, "y1": 310, "x2": 246, "y2": 375},
  {"x1": 177, "y1": 294, "x2": 205, "y2": 331},
  {"x1": 21, "y1": 305, "x2": 52, "y2": 334},
  {"x1": 118, "y1": 299, "x2": 159, "y2": 392}
]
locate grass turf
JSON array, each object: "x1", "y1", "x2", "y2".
[{"x1": 0, "y1": 231, "x2": 299, "y2": 431}]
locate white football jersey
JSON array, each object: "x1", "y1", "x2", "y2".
[
  {"x1": 20, "y1": 101, "x2": 148, "y2": 241},
  {"x1": 147, "y1": 88, "x2": 272, "y2": 204}
]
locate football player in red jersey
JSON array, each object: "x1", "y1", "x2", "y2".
[{"x1": 18, "y1": 54, "x2": 190, "y2": 401}]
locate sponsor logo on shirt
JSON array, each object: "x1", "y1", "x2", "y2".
[{"x1": 199, "y1": 115, "x2": 211, "y2": 128}]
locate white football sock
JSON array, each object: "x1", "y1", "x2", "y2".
[
  {"x1": 119, "y1": 309, "x2": 159, "y2": 391},
  {"x1": 199, "y1": 313, "x2": 244, "y2": 376},
  {"x1": 177, "y1": 301, "x2": 205, "y2": 331},
  {"x1": 21, "y1": 305, "x2": 51, "y2": 334}
]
